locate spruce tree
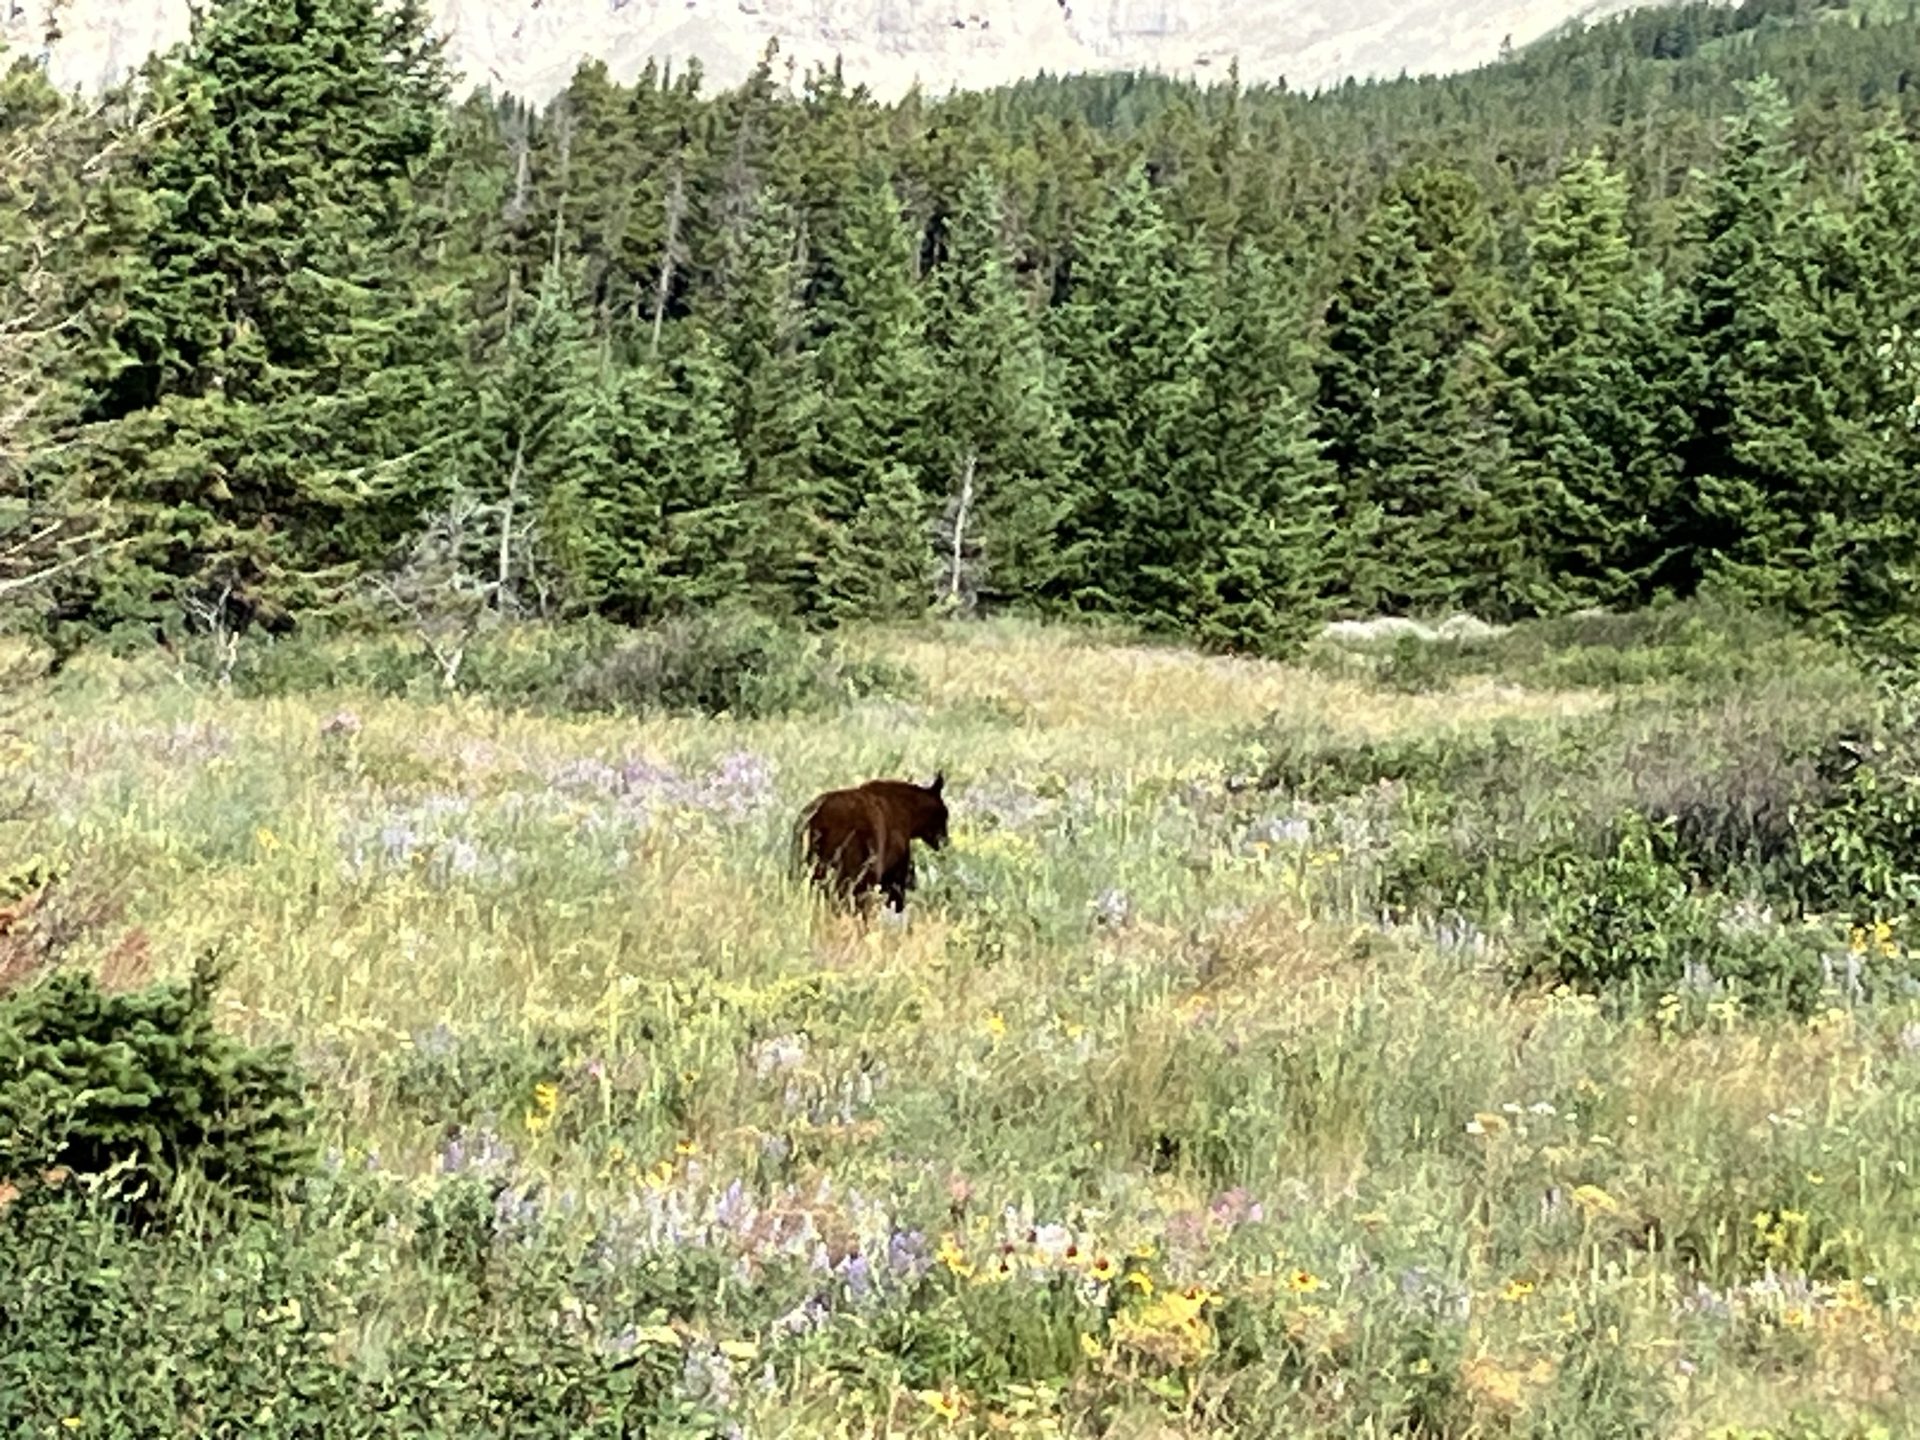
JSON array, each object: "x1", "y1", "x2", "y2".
[
  {"x1": 925, "y1": 166, "x2": 1068, "y2": 613},
  {"x1": 458, "y1": 250, "x2": 596, "y2": 614},
  {"x1": 1045, "y1": 164, "x2": 1212, "y2": 629},
  {"x1": 1182, "y1": 243, "x2": 1336, "y2": 653},
  {"x1": 1677, "y1": 74, "x2": 1864, "y2": 618},
  {"x1": 69, "y1": 0, "x2": 458, "y2": 625},
  {"x1": 567, "y1": 325, "x2": 750, "y2": 621},
  {"x1": 1313, "y1": 178, "x2": 1517, "y2": 618},
  {"x1": 1501, "y1": 151, "x2": 1685, "y2": 611},
  {"x1": 702, "y1": 193, "x2": 824, "y2": 614},
  {"x1": 810, "y1": 166, "x2": 938, "y2": 622}
]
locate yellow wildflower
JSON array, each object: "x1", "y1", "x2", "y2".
[
  {"x1": 917, "y1": 1389, "x2": 964, "y2": 1421},
  {"x1": 1781, "y1": 1305, "x2": 1812, "y2": 1330},
  {"x1": 525, "y1": 1081, "x2": 560, "y2": 1136},
  {"x1": 1125, "y1": 1270, "x2": 1154, "y2": 1296},
  {"x1": 1088, "y1": 1255, "x2": 1117, "y2": 1283},
  {"x1": 1501, "y1": 1278, "x2": 1536, "y2": 1303},
  {"x1": 675, "y1": 1139, "x2": 698, "y2": 1157},
  {"x1": 984, "y1": 1012, "x2": 1007, "y2": 1039},
  {"x1": 1571, "y1": 1184, "x2": 1622, "y2": 1216},
  {"x1": 1287, "y1": 1268, "x2": 1324, "y2": 1294},
  {"x1": 936, "y1": 1233, "x2": 974, "y2": 1278},
  {"x1": 1079, "y1": 1332, "x2": 1103, "y2": 1359},
  {"x1": 255, "y1": 826, "x2": 280, "y2": 854}
]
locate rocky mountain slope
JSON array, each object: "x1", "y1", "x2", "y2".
[{"x1": 4, "y1": 0, "x2": 1683, "y2": 104}]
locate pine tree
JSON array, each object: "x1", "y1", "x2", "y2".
[
  {"x1": 68, "y1": 0, "x2": 458, "y2": 626},
  {"x1": 810, "y1": 166, "x2": 937, "y2": 622},
  {"x1": 1501, "y1": 151, "x2": 1686, "y2": 610},
  {"x1": 1045, "y1": 164, "x2": 1212, "y2": 629},
  {"x1": 924, "y1": 166, "x2": 1068, "y2": 614}
]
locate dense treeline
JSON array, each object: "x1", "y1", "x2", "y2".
[{"x1": 3, "y1": 0, "x2": 1919, "y2": 659}]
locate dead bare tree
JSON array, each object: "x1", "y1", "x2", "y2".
[{"x1": 369, "y1": 494, "x2": 495, "y2": 690}]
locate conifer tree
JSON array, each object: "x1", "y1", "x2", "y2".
[
  {"x1": 1045, "y1": 164, "x2": 1212, "y2": 628},
  {"x1": 1677, "y1": 74, "x2": 1863, "y2": 617},
  {"x1": 1501, "y1": 151, "x2": 1685, "y2": 610},
  {"x1": 811, "y1": 166, "x2": 937, "y2": 622},
  {"x1": 1313, "y1": 169, "x2": 1518, "y2": 618},
  {"x1": 702, "y1": 193, "x2": 824, "y2": 613},
  {"x1": 1181, "y1": 243, "x2": 1336, "y2": 652},
  {"x1": 925, "y1": 166, "x2": 1068, "y2": 613},
  {"x1": 459, "y1": 251, "x2": 596, "y2": 613},
  {"x1": 567, "y1": 325, "x2": 750, "y2": 621},
  {"x1": 69, "y1": 0, "x2": 458, "y2": 623}
]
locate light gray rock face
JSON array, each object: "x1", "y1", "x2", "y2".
[{"x1": 2, "y1": 0, "x2": 1678, "y2": 105}]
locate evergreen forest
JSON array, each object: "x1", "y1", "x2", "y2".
[{"x1": 5, "y1": 0, "x2": 1920, "y2": 660}]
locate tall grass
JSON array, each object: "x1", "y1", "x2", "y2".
[{"x1": 1, "y1": 612, "x2": 1917, "y2": 1436}]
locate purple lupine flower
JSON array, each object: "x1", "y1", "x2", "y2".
[
  {"x1": 839, "y1": 1251, "x2": 874, "y2": 1302},
  {"x1": 885, "y1": 1229, "x2": 929, "y2": 1280}
]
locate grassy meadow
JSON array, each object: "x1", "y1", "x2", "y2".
[{"x1": 4, "y1": 612, "x2": 1920, "y2": 1437}]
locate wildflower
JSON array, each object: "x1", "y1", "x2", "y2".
[
  {"x1": 1287, "y1": 1268, "x2": 1324, "y2": 1294},
  {"x1": 1570, "y1": 1184, "x2": 1621, "y2": 1217},
  {"x1": 1781, "y1": 1305, "x2": 1812, "y2": 1330},
  {"x1": 255, "y1": 826, "x2": 280, "y2": 853},
  {"x1": 1079, "y1": 1332, "x2": 1103, "y2": 1359},
  {"x1": 1125, "y1": 1270, "x2": 1154, "y2": 1296},
  {"x1": 1088, "y1": 1255, "x2": 1117, "y2": 1283},
  {"x1": 936, "y1": 1233, "x2": 975, "y2": 1278},
  {"x1": 917, "y1": 1389, "x2": 964, "y2": 1421},
  {"x1": 675, "y1": 1139, "x2": 698, "y2": 1157},
  {"x1": 984, "y1": 1012, "x2": 1007, "y2": 1039},
  {"x1": 525, "y1": 1081, "x2": 560, "y2": 1136},
  {"x1": 1501, "y1": 1279, "x2": 1536, "y2": 1303}
]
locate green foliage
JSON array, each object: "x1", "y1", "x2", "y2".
[
  {"x1": 0, "y1": 1185, "x2": 703, "y2": 1437},
  {"x1": 925, "y1": 167, "x2": 1070, "y2": 613},
  {"x1": 0, "y1": 956, "x2": 314, "y2": 1227},
  {"x1": 562, "y1": 608, "x2": 908, "y2": 718},
  {"x1": 61, "y1": 0, "x2": 459, "y2": 623}
]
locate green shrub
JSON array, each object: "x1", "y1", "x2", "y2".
[
  {"x1": 563, "y1": 608, "x2": 910, "y2": 719},
  {"x1": 1308, "y1": 598, "x2": 1863, "y2": 697},
  {"x1": 0, "y1": 954, "x2": 314, "y2": 1227},
  {"x1": 0, "y1": 1189, "x2": 702, "y2": 1438}
]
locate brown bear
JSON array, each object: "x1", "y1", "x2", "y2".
[{"x1": 793, "y1": 773, "x2": 949, "y2": 914}]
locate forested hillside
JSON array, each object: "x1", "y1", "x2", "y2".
[{"x1": 4, "y1": 0, "x2": 1919, "y2": 660}]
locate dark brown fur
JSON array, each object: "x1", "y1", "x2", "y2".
[{"x1": 794, "y1": 774, "x2": 949, "y2": 913}]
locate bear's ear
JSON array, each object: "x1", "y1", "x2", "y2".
[{"x1": 930, "y1": 770, "x2": 944, "y2": 795}]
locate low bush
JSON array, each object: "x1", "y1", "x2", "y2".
[
  {"x1": 0, "y1": 953, "x2": 314, "y2": 1228},
  {"x1": 1308, "y1": 598, "x2": 1863, "y2": 697},
  {"x1": 219, "y1": 610, "x2": 913, "y2": 719},
  {"x1": 563, "y1": 608, "x2": 911, "y2": 719}
]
